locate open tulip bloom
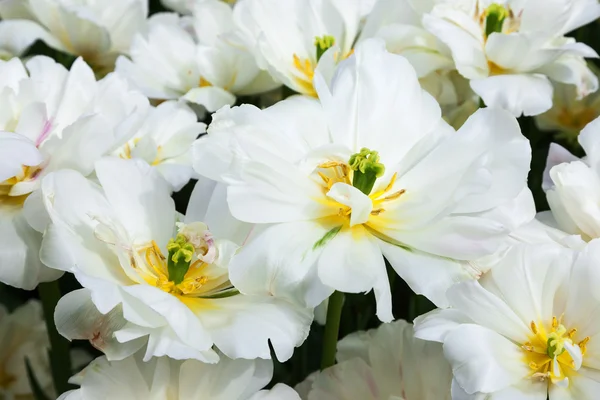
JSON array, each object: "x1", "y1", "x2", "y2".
[
  {"x1": 422, "y1": 0, "x2": 600, "y2": 117},
  {"x1": 542, "y1": 116, "x2": 600, "y2": 242},
  {"x1": 193, "y1": 39, "x2": 534, "y2": 321},
  {"x1": 59, "y1": 350, "x2": 300, "y2": 400},
  {"x1": 416, "y1": 241, "x2": 600, "y2": 398},
  {"x1": 298, "y1": 319, "x2": 452, "y2": 399},
  {"x1": 0, "y1": 56, "x2": 148, "y2": 290},
  {"x1": 39, "y1": 158, "x2": 311, "y2": 363}
]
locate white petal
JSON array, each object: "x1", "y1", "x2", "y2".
[
  {"x1": 422, "y1": 7, "x2": 487, "y2": 79},
  {"x1": 315, "y1": 38, "x2": 442, "y2": 166},
  {"x1": 414, "y1": 308, "x2": 473, "y2": 343},
  {"x1": 578, "y1": 116, "x2": 600, "y2": 174},
  {"x1": 543, "y1": 143, "x2": 579, "y2": 192},
  {"x1": 379, "y1": 240, "x2": 471, "y2": 308},
  {"x1": 183, "y1": 86, "x2": 237, "y2": 112},
  {"x1": 185, "y1": 175, "x2": 252, "y2": 245},
  {"x1": 180, "y1": 357, "x2": 273, "y2": 399},
  {"x1": 95, "y1": 157, "x2": 175, "y2": 247},
  {"x1": 443, "y1": 324, "x2": 530, "y2": 394},
  {"x1": 471, "y1": 74, "x2": 553, "y2": 117},
  {"x1": 230, "y1": 222, "x2": 334, "y2": 308},
  {"x1": 194, "y1": 294, "x2": 312, "y2": 362},
  {"x1": 0, "y1": 132, "x2": 43, "y2": 182},
  {"x1": 326, "y1": 183, "x2": 372, "y2": 226},
  {"x1": 563, "y1": 240, "x2": 600, "y2": 338},
  {"x1": 54, "y1": 289, "x2": 145, "y2": 360},
  {"x1": 445, "y1": 280, "x2": 531, "y2": 343},
  {"x1": 249, "y1": 384, "x2": 301, "y2": 400}
]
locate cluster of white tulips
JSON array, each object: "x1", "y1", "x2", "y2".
[{"x1": 2, "y1": 0, "x2": 600, "y2": 398}]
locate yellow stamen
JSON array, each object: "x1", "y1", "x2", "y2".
[
  {"x1": 292, "y1": 54, "x2": 317, "y2": 97},
  {"x1": 531, "y1": 321, "x2": 538, "y2": 334}
]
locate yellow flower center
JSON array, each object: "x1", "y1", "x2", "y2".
[
  {"x1": 522, "y1": 317, "x2": 589, "y2": 384},
  {"x1": 315, "y1": 160, "x2": 405, "y2": 222},
  {"x1": 0, "y1": 165, "x2": 43, "y2": 211},
  {"x1": 118, "y1": 138, "x2": 163, "y2": 166},
  {"x1": 133, "y1": 240, "x2": 216, "y2": 297},
  {"x1": 478, "y1": 3, "x2": 521, "y2": 38},
  {"x1": 292, "y1": 35, "x2": 354, "y2": 97}
]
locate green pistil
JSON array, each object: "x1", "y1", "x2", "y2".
[
  {"x1": 348, "y1": 148, "x2": 385, "y2": 195},
  {"x1": 315, "y1": 35, "x2": 335, "y2": 62},
  {"x1": 484, "y1": 4, "x2": 509, "y2": 38},
  {"x1": 166, "y1": 234, "x2": 194, "y2": 284}
]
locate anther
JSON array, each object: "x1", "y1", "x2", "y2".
[
  {"x1": 531, "y1": 321, "x2": 538, "y2": 334},
  {"x1": 383, "y1": 189, "x2": 406, "y2": 201}
]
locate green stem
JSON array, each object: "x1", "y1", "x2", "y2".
[
  {"x1": 38, "y1": 281, "x2": 73, "y2": 396},
  {"x1": 320, "y1": 291, "x2": 345, "y2": 370}
]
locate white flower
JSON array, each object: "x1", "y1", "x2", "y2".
[
  {"x1": 422, "y1": 0, "x2": 600, "y2": 116},
  {"x1": 415, "y1": 241, "x2": 600, "y2": 398},
  {"x1": 542, "y1": 116, "x2": 600, "y2": 242},
  {"x1": 161, "y1": 0, "x2": 238, "y2": 14},
  {"x1": 361, "y1": 0, "x2": 464, "y2": 107},
  {"x1": 59, "y1": 351, "x2": 300, "y2": 400},
  {"x1": 232, "y1": 0, "x2": 362, "y2": 96},
  {"x1": 297, "y1": 319, "x2": 451, "y2": 400},
  {"x1": 0, "y1": 301, "x2": 51, "y2": 399},
  {"x1": 41, "y1": 158, "x2": 312, "y2": 363},
  {"x1": 116, "y1": 1, "x2": 279, "y2": 113},
  {"x1": 0, "y1": 56, "x2": 148, "y2": 289},
  {"x1": 0, "y1": 19, "x2": 52, "y2": 60},
  {"x1": 0, "y1": 0, "x2": 148, "y2": 74},
  {"x1": 112, "y1": 100, "x2": 205, "y2": 192},
  {"x1": 193, "y1": 39, "x2": 534, "y2": 320},
  {"x1": 536, "y1": 62, "x2": 600, "y2": 143}
]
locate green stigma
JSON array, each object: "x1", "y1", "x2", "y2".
[
  {"x1": 484, "y1": 4, "x2": 509, "y2": 38},
  {"x1": 546, "y1": 329, "x2": 568, "y2": 359},
  {"x1": 348, "y1": 148, "x2": 385, "y2": 195},
  {"x1": 315, "y1": 35, "x2": 335, "y2": 62},
  {"x1": 166, "y1": 234, "x2": 195, "y2": 285}
]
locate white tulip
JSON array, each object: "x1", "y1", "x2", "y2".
[
  {"x1": 112, "y1": 100, "x2": 206, "y2": 192},
  {"x1": 0, "y1": 0, "x2": 148, "y2": 74},
  {"x1": 193, "y1": 39, "x2": 534, "y2": 320},
  {"x1": 423, "y1": 0, "x2": 600, "y2": 116},
  {"x1": 0, "y1": 56, "x2": 148, "y2": 289},
  {"x1": 59, "y1": 351, "x2": 299, "y2": 400},
  {"x1": 232, "y1": 0, "x2": 363, "y2": 97},
  {"x1": 116, "y1": 0, "x2": 279, "y2": 113},
  {"x1": 41, "y1": 158, "x2": 312, "y2": 363},
  {"x1": 298, "y1": 320, "x2": 451, "y2": 399},
  {"x1": 416, "y1": 241, "x2": 600, "y2": 398},
  {"x1": 542, "y1": 116, "x2": 600, "y2": 242}
]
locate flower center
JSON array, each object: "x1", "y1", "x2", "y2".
[
  {"x1": 117, "y1": 138, "x2": 163, "y2": 166},
  {"x1": 292, "y1": 35, "x2": 351, "y2": 97},
  {"x1": 478, "y1": 3, "x2": 521, "y2": 39},
  {"x1": 522, "y1": 317, "x2": 588, "y2": 385},
  {"x1": 315, "y1": 148, "x2": 406, "y2": 222},
  {"x1": 0, "y1": 165, "x2": 43, "y2": 211},
  {"x1": 128, "y1": 224, "x2": 235, "y2": 298}
]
